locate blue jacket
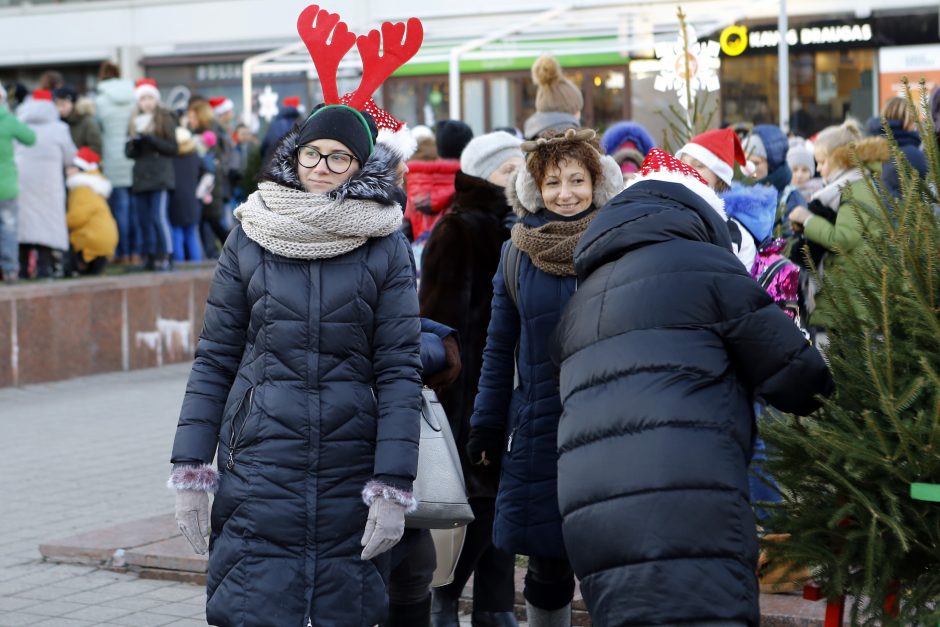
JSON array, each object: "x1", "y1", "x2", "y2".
[
  {"x1": 470, "y1": 210, "x2": 577, "y2": 559},
  {"x1": 171, "y1": 136, "x2": 422, "y2": 627}
]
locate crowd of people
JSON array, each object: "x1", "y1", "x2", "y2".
[
  {"x1": 5, "y1": 13, "x2": 935, "y2": 623},
  {"x1": 0, "y1": 63, "x2": 262, "y2": 281}
]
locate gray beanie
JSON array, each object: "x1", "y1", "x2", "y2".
[
  {"x1": 742, "y1": 133, "x2": 766, "y2": 160},
  {"x1": 787, "y1": 143, "x2": 815, "y2": 175},
  {"x1": 459, "y1": 131, "x2": 524, "y2": 181}
]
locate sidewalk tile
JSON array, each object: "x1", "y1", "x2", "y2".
[
  {"x1": 62, "y1": 604, "x2": 134, "y2": 622},
  {"x1": 105, "y1": 612, "x2": 179, "y2": 626},
  {"x1": 13, "y1": 600, "x2": 87, "y2": 617}
]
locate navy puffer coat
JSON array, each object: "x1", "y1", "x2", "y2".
[
  {"x1": 171, "y1": 130, "x2": 422, "y2": 627},
  {"x1": 470, "y1": 208, "x2": 577, "y2": 559},
  {"x1": 555, "y1": 177, "x2": 832, "y2": 626}
]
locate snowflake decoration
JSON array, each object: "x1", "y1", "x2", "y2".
[
  {"x1": 654, "y1": 25, "x2": 721, "y2": 110},
  {"x1": 258, "y1": 85, "x2": 280, "y2": 123}
]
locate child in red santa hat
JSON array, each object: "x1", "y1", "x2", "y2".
[{"x1": 676, "y1": 128, "x2": 757, "y2": 269}]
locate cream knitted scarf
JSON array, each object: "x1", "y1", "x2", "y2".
[{"x1": 234, "y1": 181, "x2": 403, "y2": 260}]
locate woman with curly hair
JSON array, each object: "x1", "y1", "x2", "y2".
[{"x1": 467, "y1": 128, "x2": 622, "y2": 626}]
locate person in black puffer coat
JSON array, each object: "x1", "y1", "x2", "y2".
[
  {"x1": 419, "y1": 131, "x2": 525, "y2": 627},
  {"x1": 168, "y1": 102, "x2": 423, "y2": 627},
  {"x1": 468, "y1": 128, "x2": 622, "y2": 627},
  {"x1": 554, "y1": 149, "x2": 833, "y2": 627}
]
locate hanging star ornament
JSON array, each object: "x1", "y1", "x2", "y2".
[
  {"x1": 258, "y1": 85, "x2": 280, "y2": 123},
  {"x1": 654, "y1": 24, "x2": 721, "y2": 110}
]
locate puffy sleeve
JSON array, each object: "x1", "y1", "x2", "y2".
[
  {"x1": 170, "y1": 228, "x2": 251, "y2": 463},
  {"x1": 715, "y1": 273, "x2": 833, "y2": 416},
  {"x1": 371, "y1": 233, "x2": 423, "y2": 490}
]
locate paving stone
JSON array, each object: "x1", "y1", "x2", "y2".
[
  {"x1": 158, "y1": 620, "x2": 207, "y2": 627},
  {"x1": 149, "y1": 601, "x2": 206, "y2": 618},
  {"x1": 40, "y1": 514, "x2": 182, "y2": 567},
  {"x1": 142, "y1": 585, "x2": 206, "y2": 603},
  {"x1": 124, "y1": 535, "x2": 208, "y2": 574},
  {"x1": 105, "y1": 611, "x2": 180, "y2": 626},
  {"x1": 32, "y1": 618, "x2": 97, "y2": 627},
  {"x1": 12, "y1": 600, "x2": 88, "y2": 617},
  {"x1": 0, "y1": 597, "x2": 37, "y2": 612},
  {"x1": 61, "y1": 603, "x2": 134, "y2": 622},
  {"x1": 101, "y1": 595, "x2": 169, "y2": 612},
  {"x1": 0, "y1": 611, "x2": 51, "y2": 626}
]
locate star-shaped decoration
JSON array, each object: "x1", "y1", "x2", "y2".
[
  {"x1": 258, "y1": 85, "x2": 280, "y2": 123},
  {"x1": 654, "y1": 24, "x2": 721, "y2": 110}
]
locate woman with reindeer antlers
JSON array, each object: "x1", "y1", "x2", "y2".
[{"x1": 166, "y1": 6, "x2": 428, "y2": 626}]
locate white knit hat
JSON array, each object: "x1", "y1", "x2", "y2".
[{"x1": 459, "y1": 131, "x2": 524, "y2": 181}]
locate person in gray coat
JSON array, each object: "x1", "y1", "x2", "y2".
[
  {"x1": 168, "y1": 103, "x2": 422, "y2": 627},
  {"x1": 95, "y1": 61, "x2": 140, "y2": 263},
  {"x1": 15, "y1": 89, "x2": 76, "y2": 278}
]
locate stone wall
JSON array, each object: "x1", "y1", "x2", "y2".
[{"x1": 0, "y1": 269, "x2": 214, "y2": 388}]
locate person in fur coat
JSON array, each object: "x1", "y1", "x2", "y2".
[
  {"x1": 554, "y1": 149, "x2": 832, "y2": 626},
  {"x1": 468, "y1": 128, "x2": 622, "y2": 627},
  {"x1": 65, "y1": 147, "x2": 118, "y2": 275},
  {"x1": 419, "y1": 131, "x2": 525, "y2": 627},
  {"x1": 787, "y1": 119, "x2": 889, "y2": 336}
]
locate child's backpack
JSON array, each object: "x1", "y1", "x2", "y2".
[{"x1": 752, "y1": 238, "x2": 808, "y2": 338}]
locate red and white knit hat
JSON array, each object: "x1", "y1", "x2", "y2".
[
  {"x1": 675, "y1": 128, "x2": 749, "y2": 186},
  {"x1": 73, "y1": 146, "x2": 102, "y2": 171},
  {"x1": 208, "y1": 96, "x2": 234, "y2": 116},
  {"x1": 31, "y1": 89, "x2": 53, "y2": 101},
  {"x1": 339, "y1": 94, "x2": 417, "y2": 160},
  {"x1": 135, "y1": 78, "x2": 160, "y2": 101},
  {"x1": 623, "y1": 148, "x2": 726, "y2": 219}
]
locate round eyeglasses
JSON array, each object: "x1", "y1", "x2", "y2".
[{"x1": 296, "y1": 146, "x2": 357, "y2": 174}]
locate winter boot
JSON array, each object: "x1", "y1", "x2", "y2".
[
  {"x1": 140, "y1": 254, "x2": 155, "y2": 272},
  {"x1": 430, "y1": 589, "x2": 461, "y2": 627},
  {"x1": 472, "y1": 610, "x2": 519, "y2": 626},
  {"x1": 384, "y1": 594, "x2": 431, "y2": 627},
  {"x1": 525, "y1": 601, "x2": 570, "y2": 627}
]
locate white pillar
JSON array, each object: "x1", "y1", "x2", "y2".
[
  {"x1": 118, "y1": 45, "x2": 142, "y2": 82},
  {"x1": 778, "y1": 0, "x2": 789, "y2": 132},
  {"x1": 448, "y1": 49, "x2": 462, "y2": 121}
]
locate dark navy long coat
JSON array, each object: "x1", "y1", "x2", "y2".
[
  {"x1": 470, "y1": 211, "x2": 577, "y2": 559},
  {"x1": 554, "y1": 178, "x2": 832, "y2": 626},
  {"x1": 171, "y1": 136, "x2": 422, "y2": 627}
]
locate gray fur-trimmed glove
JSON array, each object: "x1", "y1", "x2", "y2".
[
  {"x1": 167, "y1": 464, "x2": 219, "y2": 555},
  {"x1": 359, "y1": 480, "x2": 417, "y2": 561}
]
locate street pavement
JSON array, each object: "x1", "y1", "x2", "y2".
[{"x1": 0, "y1": 364, "x2": 491, "y2": 626}]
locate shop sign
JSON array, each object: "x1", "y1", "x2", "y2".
[
  {"x1": 736, "y1": 22, "x2": 872, "y2": 51},
  {"x1": 196, "y1": 63, "x2": 242, "y2": 82},
  {"x1": 878, "y1": 44, "x2": 940, "y2": 109}
]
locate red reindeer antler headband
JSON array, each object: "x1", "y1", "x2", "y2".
[{"x1": 297, "y1": 5, "x2": 424, "y2": 109}]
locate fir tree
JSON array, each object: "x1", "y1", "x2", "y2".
[{"x1": 760, "y1": 81, "x2": 940, "y2": 625}]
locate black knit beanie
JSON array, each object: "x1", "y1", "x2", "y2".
[
  {"x1": 297, "y1": 104, "x2": 378, "y2": 166},
  {"x1": 436, "y1": 119, "x2": 474, "y2": 160}
]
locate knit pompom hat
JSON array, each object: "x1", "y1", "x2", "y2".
[
  {"x1": 622, "y1": 148, "x2": 726, "y2": 220},
  {"x1": 459, "y1": 131, "x2": 524, "y2": 181},
  {"x1": 531, "y1": 55, "x2": 583, "y2": 115}
]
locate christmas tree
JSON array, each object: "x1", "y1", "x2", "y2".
[{"x1": 760, "y1": 81, "x2": 940, "y2": 624}]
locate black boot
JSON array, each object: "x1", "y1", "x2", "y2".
[
  {"x1": 384, "y1": 594, "x2": 431, "y2": 627},
  {"x1": 140, "y1": 254, "x2": 155, "y2": 272},
  {"x1": 430, "y1": 589, "x2": 461, "y2": 627},
  {"x1": 472, "y1": 610, "x2": 519, "y2": 627}
]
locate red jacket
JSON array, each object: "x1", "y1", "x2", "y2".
[{"x1": 404, "y1": 159, "x2": 460, "y2": 241}]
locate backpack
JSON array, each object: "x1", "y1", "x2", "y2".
[
  {"x1": 501, "y1": 241, "x2": 522, "y2": 309},
  {"x1": 752, "y1": 239, "x2": 809, "y2": 338}
]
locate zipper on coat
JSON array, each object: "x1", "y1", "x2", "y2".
[
  {"x1": 507, "y1": 427, "x2": 517, "y2": 454},
  {"x1": 227, "y1": 387, "x2": 255, "y2": 469}
]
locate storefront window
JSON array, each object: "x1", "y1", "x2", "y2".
[
  {"x1": 720, "y1": 49, "x2": 874, "y2": 136},
  {"x1": 463, "y1": 78, "x2": 486, "y2": 135},
  {"x1": 587, "y1": 68, "x2": 629, "y2": 134}
]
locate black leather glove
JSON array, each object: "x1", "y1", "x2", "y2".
[
  {"x1": 424, "y1": 334, "x2": 461, "y2": 392},
  {"x1": 466, "y1": 427, "x2": 504, "y2": 467}
]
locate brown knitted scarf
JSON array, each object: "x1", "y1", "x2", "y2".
[{"x1": 509, "y1": 211, "x2": 597, "y2": 276}]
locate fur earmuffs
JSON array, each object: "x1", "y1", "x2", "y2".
[{"x1": 506, "y1": 150, "x2": 623, "y2": 217}]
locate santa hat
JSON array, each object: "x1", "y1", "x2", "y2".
[
  {"x1": 282, "y1": 96, "x2": 301, "y2": 109},
  {"x1": 622, "y1": 148, "x2": 726, "y2": 219},
  {"x1": 208, "y1": 96, "x2": 234, "y2": 116},
  {"x1": 135, "y1": 78, "x2": 160, "y2": 102},
  {"x1": 339, "y1": 94, "x2": 417, "y2": 160},
  {"x1": 32, "y1": 89, "x2": 53, "y2": 101},
  {"x1": 73, "y1": 146, "x2": 102, "y2": 171},
  {"x1": 675, "y1": 128, "x2": 749, "y2": 186}
]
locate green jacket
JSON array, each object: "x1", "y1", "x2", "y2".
[
  {"x1": 65, "y1": 110, "x2": 103, "y2": 156},
  {"x1": 0, "y1": 104, "x2": 37, "y2": 200},
  {"x1": 804, "y1": 148, "x2": 886, "y2": 328}
]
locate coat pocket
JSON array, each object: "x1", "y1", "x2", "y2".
[{"x1": 224, "y1": 387, "x2": 255, "y2": 470}]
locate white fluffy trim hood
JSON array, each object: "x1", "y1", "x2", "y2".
[
  {"x1": 621, "y1": 169, "x2": 726, "y2": 221},
  {"x1": 67, "y1": 172, "x2": 113, "y2": 198},
  {"x1": 506, "y1": 154, "x2": 623, "y2": 218}
]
